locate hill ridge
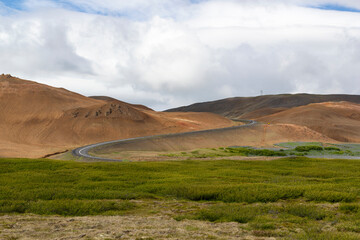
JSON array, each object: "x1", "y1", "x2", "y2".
[
  {"x1": 0, "y1": 75, "x2": 233, "y2": 158},
  {"x1": 166, "y1": 93, "x2": 360, "y2": 119}
]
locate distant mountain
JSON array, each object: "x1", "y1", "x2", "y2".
[
  {"x1": 0, "y1": 74, "x2": 232, "y2": 158},
  {"x1": 165, "y1": 94, "x2": 360, "y2": 119}
]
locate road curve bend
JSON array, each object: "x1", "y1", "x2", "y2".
[{"x1": 72, "y1": 119, "x2": 257, "y2": 162}]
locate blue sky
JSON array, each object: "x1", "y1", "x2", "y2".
[
  {"x1": 0, "y1": 0, "x2": 184, "y2": 19},
  {"x1": 315, "y1": 3, "x2": 360, "y2": 12},
  {"x1": 2, "y1": 0, "x2": 360, "y2": 14},
  {"x1": 0, "y1": 0, "x2": 84, "y2": 12},
  {"x1": 0, "y1": 0, "x2": 22, "y2": 9},
  {"x1": 0, "y1": 0, "x2": 135, "y2": 19}
]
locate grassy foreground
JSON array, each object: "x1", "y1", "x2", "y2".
[
  {"x1": 2, "y1": 157, "x2": 360, "y2": 238},
  {"x1": 2, "y1": 157, "x2": 360, "y2": 204}
]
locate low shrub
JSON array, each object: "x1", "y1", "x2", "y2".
[
  {"x1": 226, "y1": 147, "x2": 287, "y2": 157},
  {"x1": 284, "y1": 204, "x2": 326, "y2": 220},
  {"x1": 337, "y1": 222, "x2": 360, "y2": 233},
  {"x1": 295, "y1": 146, "x2": 323, "y2": 152},
  {"x1": 196, "y1": 204, "x2": 259, "y2": 223},
  {"x1": 250, "y1": 222, "x2": 277, "y2": 230},
  {"x1": 339, "y1": 204, "x2": 360, "y2": 214},
  {"x1": 0, "y1": 200, "x2": 28, "y2": 213},
  {"x1": 325, "y1": 147, "x2": 341, "y2": 151},
  {"x1": 295, "y1": 229, "x2": 359, "y2": 240},
  {"x1": 219, "y1": 186, "x2": 304, "y2": 203},
  {"x1": 164, "y1": 185, "x2": 220, "y2": 201},
  {"x1": 305, "y1": 191, "x2": 356, "y2": 203},
  {"x1": 164, "y1": 185, "x2": 305, "y2": 203},
  {"x1": 0, "y1": 200, "x2": 136, "y2": 216}
]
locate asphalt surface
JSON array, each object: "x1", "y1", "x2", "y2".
[{"x1": 72, "y1": 119, "x2": 257, "y2": 162}]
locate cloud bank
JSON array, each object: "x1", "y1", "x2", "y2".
[{"x1": 0, "y1": 0, "x2": 359, "y2": 110}]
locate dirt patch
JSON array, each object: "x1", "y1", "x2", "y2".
[
  {"x1": 0, "y1": 214, "x2": 271, "y2": 240},
  {"x1": 0, "y1": 199, "x2": 276, "y2": 239}
]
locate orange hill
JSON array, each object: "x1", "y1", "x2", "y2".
[
  {"x1": 166, "y1": 93, "x2": 360, "y2": 145},
  {"x1": 256, "y1": 101, "x2": 360, "y2": 142},
  {"x1": 0, "y1": 74, "x2": 233, "y2": 158}
]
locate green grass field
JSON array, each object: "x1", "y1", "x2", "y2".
[{"x1": 2, "y1": 157, "x2": 360, "y2": 238}]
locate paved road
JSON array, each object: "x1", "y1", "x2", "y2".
[{"x1": 72, "y1": 119, "x2": 257, "y2": 162}]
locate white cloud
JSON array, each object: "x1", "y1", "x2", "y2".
[{"x1": 0, "y1": 0, "x2": 359, "y2": 110}]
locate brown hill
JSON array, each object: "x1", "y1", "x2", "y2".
[
  {"x1": 89, "y1": 96, "x2": 154, "y2": 111},
  {"x1": 256, "y1": 101, "x2": 360, "y2": 142},
  {"x1": 0, "y1": 74, "x2": 233, "y2": 158},
  {"x1": 166, "y1": 94, "x2": 360, "y2": 119}
]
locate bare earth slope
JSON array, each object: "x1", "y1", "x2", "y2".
[
  {"x1": 93, "y1": 123, "x2": 334, "y2": 159},
  {"x1": 166, "y1": 94, "x2": 360, "y2": 119},
  {"x1": 256, "y1": 102, "x2": 360, "y2": 142},
  {"x1": 89, "y1": 96, "x2": 154, "y2": 111},
  {"x1": 0, "y1": 74, "x2": 233, "y2": 158}
]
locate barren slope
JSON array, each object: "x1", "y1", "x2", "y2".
[
  {"x1": 92, "y1": 123, "x2": 334, "y2": 159},
  {"x1": 89, "y1": 96, "x2": 154, "y2": 111},
  {"x1": 0, "y1": 74, "x2": 233, "y2": 158},
  {"x1": 166, "y1": 94, "x2": 360, "y2": 119},
  {"x1": 256, "y1": 101, "x2": 360, "y2": 142}
]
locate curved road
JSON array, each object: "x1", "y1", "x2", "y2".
[{"x1": 72, "y1": 119, "x2": 257, "y2": 162}]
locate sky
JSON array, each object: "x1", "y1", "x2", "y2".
[{"x1": 0, "y1": 0, "x2": 360, "y2": 110}]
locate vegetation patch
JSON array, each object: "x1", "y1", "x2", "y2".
[
  {"x1": 295, "y1": 145, "x2": 324, "y2": 152},
  {"x1": 2, "y1": 157, "x2": 360, "y2": 238},
  {"x1": 284, "y1": 204, "x2": 327, "y2": 220},
  {"x1": 190, "y1": 203, "x2": 328, "y2": 223},
  {"x1": 304, "y1": 191, "x2": 356, "y2": 203},
  {"x1": 1, "y1": 157, "x2": 360, "y2": 212},
  {"x1": 195, "y1": 204, "x2": 259, "y2": 223},
  {"x1": 225, "y1": 147, "x2": 287, "y2": 156},
  {"x1": 276, "y1": 142, "x2": 360, "y2": 157},
  {"x1": 178, "y1": 202, "x2": 360, "y2": 238},
  {"x1": 162, "y1": 143, "x2": 360, "y2": 159},
  {"x1": 339, "y1": 203, "x2": 360, "y2": 214},
  {"x1": 0, "y1": 200, "x2": 136, "y2": 216}
]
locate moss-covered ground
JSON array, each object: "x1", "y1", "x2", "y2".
[{"x1": 2, "y1": 157, "x2": 360, "y2": 238}]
